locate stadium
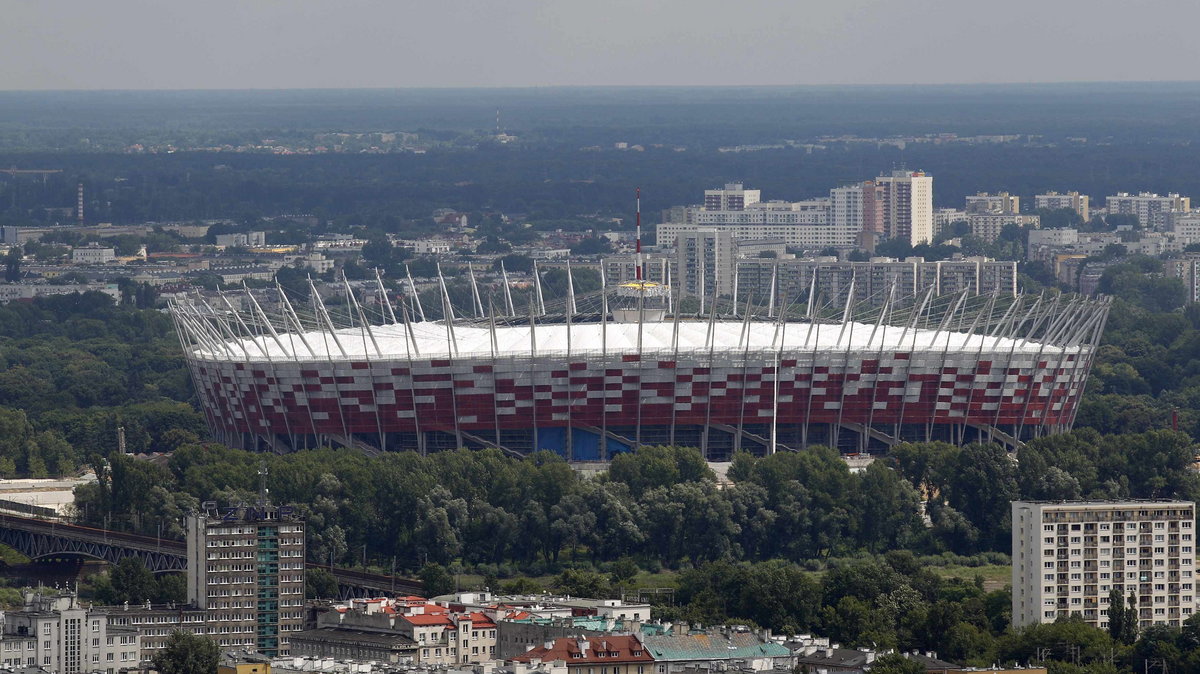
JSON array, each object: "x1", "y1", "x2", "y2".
[{"x1": 169, "y1": 274, "x2": 1110, "y2": 460}]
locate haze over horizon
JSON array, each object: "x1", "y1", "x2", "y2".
[{"x1": 5, "y1": 0, "x2": 1200, "y2": 91}]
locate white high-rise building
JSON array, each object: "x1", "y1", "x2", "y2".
[
  {"x1": 1012, "y1": 500, "x2": 1197, "y2": 631},
  {"x1": 874, "y1": 170, "x2": 933, "y2": 246},
  {"x1": 703, "y1": 183, "x2": 761, "y2": 211},
  {"x1": 830, "y1": 184, "x2": 871, "y2": 246},
  {"x1": 675, "y1": 229, "x2": 738, "y2": 300}
]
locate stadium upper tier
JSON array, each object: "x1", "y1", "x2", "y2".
[
  {"x1": 190, "y1": 320, "x2": 1068, "y2": 362},
  {"x1": 170, "y1": 284, "x2": 1110, "y2": 459}
]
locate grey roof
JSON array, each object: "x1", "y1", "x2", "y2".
[
  {"x1": 641, "y1": 633, "x2": 791, "y2": 661},
  {"x1": 290, "y1": 626, "x2": 419, "y2": 650}
]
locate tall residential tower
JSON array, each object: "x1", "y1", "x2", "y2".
[
  {"x1": 1012, "y1": 500, "x2": 1196, "y2": 631},
  {"x1": 186, "y1": 501, "x2": 306, "y2": 656}
]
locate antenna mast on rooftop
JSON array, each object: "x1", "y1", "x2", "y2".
[{"x1": 257, "y1": 462, "x2": 269, "y2": 504}]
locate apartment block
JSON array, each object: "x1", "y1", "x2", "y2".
[
  {"x1": 967, "y1": 214, "x2": 1041, "y2": 243},
  {"x1": 0, "y1": 593, "x2": 140, "y2": 674},
  {"x1": 1106, "y1": 192, "x2": 1190, "y2": 228},
  {"x1": 735, "y1": 256, "x2": 1016, "y2": 307},
  {"x1": 703, "y1": 183, "x2": 760, "y2": 211},
  {"x1": 186, "y1": 502, "x2": 306, "y2": 656},
  {"x1": 1035, "y1": 191, "x2": 1090, "y2": 221},
  {"x1": 1012, "y1": 500, "x2": 1197, "y2": 630},
  {"x1": 965, "y1": 192, "x2": 1020, "y2": 215},
  {"x1": 874, "y1": 170, "x2": 934, "y2": 246}
]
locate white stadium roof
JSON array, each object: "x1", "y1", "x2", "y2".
[{"x1": 189, "y1": 319, "x2": 1068, "y2": 362}]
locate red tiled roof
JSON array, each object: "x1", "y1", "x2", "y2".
[
  {"x1": 513, "y1": 636, "x2": 653, "y2": 664},
  {"x1": 466, "y1": 612, "x2": 496, "y2": 628}
]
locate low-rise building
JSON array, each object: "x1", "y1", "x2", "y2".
[
  {"x1": 0, "y1": 283, "x2": 121, "y2": 304},
  {"x1": 511, "y1": 635, "x2": 653, "y2": 674},
  {"x1": 71, "y1": 244, "x2": 116, "y2": 264},
  {"x1": 642, "y1": 630, "x2": 791, "y2": 673},
  {"x1": 288, "y1": 626, "x2": 418, "y2": 664}
]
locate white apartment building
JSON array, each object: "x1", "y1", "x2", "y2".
[
  {"x1": 965, "y1": 192, "x2": 1019, "y2": 215},
  {"x1": 1036, "y1": 191, "x2": 1090, "y2": 221},
  {"x1": 1165, "y1": 256, "x2": 1200, "y2": 303},
  {"x1": 657, "y1": 196, "x2": 852, "y2": 250},
  {"x1": 703, "y1": 183, "x2": 760, "y2": 211},
  {"x1": 1106, "y1": 192, "x2": 1190, "y2": 228},
  {"x1": 874, "y1": 170, "x2": 934, "y2": 246},
  {"x1": 674, "y1": 229, "x2": 738, "y2": 299},
  {"x1": 1012, "y1": 500, "x2": 1197, "y2": 631},
  {"x1": 934, "y1": 209, "x2": 967, "y2": 233},
  {"x1": 967, "y1": 213, "x2": 1040, "y2": 243},
  {"x1": 1171, "y1": 214, "x2": 1200, "y2": 245},
  {"x1": 830, "y1": 183, "x2": 879, "y2": 246}
]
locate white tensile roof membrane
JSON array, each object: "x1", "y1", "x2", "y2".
[{"x1": 189, "y1": 319, "x2": 1072, "y2": 361}]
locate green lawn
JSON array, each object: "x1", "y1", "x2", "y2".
[
  {"x1": 0, "y1": 543, "x2": 30, "y2": 566},
  {"x1": 434, "y1": 564, "x2": 1010, "y2": 597},
  {"x1": 932, "y1": 564, "x2": 1010, "y2": 591}
]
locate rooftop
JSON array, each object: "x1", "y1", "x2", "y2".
[
  {"x1": 513, "y1": 636, "x2": 653, "y2": 665},
  {"x1": 186, "y1": 318, "x2": 1057, "y2": 362}
]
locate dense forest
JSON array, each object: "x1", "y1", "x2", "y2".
[{"x1": 6, "y1": 143, "x2": 1200, "y2": 231}]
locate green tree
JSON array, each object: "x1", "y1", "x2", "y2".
[
  {"x1": 105, "y1": 557, "x2": 158, "y2": 604},
  {"x1": 569, "y1": 236, "x2": 612, "y2": 256},
  {"x1": 306, "y1": 568, "x2": 339, "y2": 599},
  {"x1": 152, "y1": 630, "x2": 219, "y2": 674},
  {"x1": 4, "y1": 247, "x2": 21, "y2": 283},
  {"x1": 419, "y1": 562, "x2": 455, "y2": 597},
  {"x1": 868, "y1": 653, "x2": 924, "y2": 674},
  {"x1": 1107, "y1": 590, "x2": 1136, "y2": 645}
]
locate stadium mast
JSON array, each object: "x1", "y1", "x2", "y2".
[{"x1": 635, "y1": 187, "x2": 643, "y2": 281}]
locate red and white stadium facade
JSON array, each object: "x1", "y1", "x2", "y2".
[{"x1": 170, "y1": 284, "x2": 1110, "y2": 460}]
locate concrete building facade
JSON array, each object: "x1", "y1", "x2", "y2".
[
  {"x1": 703, "y1": 184, "x2": 760, "y2": 211},
  {"x1": 1106, "y1": 192, "x2": 1190, "y2": 228},
  {"x1": 186, "y1": 501, "x2": 305, "y2": 656},
  {"x1": 967, "y1": 214, "x2": 1041, "y2": 243},
  {"x1": 1036, "y1": 192, "x2": 1090, "y2": 221},
  {"x1": 1012, "y1": 500, "x2": 1197, "y2": 631},
  {"x1": 70, "y1": 244, "x2": 116, "y2": 265},
  {"x1": 2, "y1": 593, "x2": 140, "y2": 674},
  {"x1": 965, "y1": 192, "x2": 1020, "y2": 215},
  {"x1": 874, "y1": 170, "x2": 934, "y2": 246}
]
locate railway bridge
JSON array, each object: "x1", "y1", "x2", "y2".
[{"x1": 0, "y1": 513, "x2": 421, "y2": 599}]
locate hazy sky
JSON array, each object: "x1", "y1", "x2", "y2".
[{"x1": 4, "y1": 0, "x2": 1200, "y2": 90}]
